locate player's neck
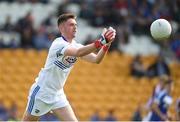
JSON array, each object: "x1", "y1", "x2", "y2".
[{"x1": 61, "y1": 35, "x2": 73, "y2": 43}]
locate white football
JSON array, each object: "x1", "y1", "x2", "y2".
[{"x1": 150, "y1": 19, "x2": 172, "y2": 40}]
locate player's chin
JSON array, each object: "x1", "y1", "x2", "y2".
[
  {"x1": 72, "y1": 34, "x2": 76, "y2": 38},
  {"x1": 72, "y1": 33, "x2": 76, "y2": 38}
]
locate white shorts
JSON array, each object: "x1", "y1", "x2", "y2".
[{"x1": 26, "y1": 85, "x2": 69, "y2": 116}]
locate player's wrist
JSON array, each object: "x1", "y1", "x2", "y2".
[
  {"x1": 102, "y1": 45, "x2": 110, "y2": 52},
  {"x1": 94, "y1": 40, "x2": 103, "y2": 49}
]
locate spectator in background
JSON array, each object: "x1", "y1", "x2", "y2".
[
  {"x1": 42, "y1": 14, "x2": 54, "y2": 27},
  {"x1": 131, "y1": 104, "x2": 142, "y2": 121},
  {"x1": 147, "y1": 53, "x2": 170, "y2": 78},
  {"x1": 91, "y1": 5, "x2": 106, "y2": 27},
  {"x1": 79, "y1": 1, "x2": 93, "y2": 21},
  {"x1": 56, "y1": 0, "x2": 71, "y2": 17},
  {"x1": 2, "y1": 15, "x2": 14, "y2": 32},
  {"x1": 0, "y1": 100, "x2": 8, "y2": 121},
  {"x1": 0, "y1": 36, "x2": 4, "y2": 48},
  {"x1": 173, "y1": 0, "x2": 180, "y2": 23},
  {"x1": 170, "y1": 32, "x2": 180, "y2": 61},
  {"x1": 104, "y1": 109, "x2": 117, "y2": 121},
  {"x1": 8, "y1": 102, "x2": 18, "y2": 121},
  {"x1": 131, "y1": 0, "x2": 151, "y2": 35},
  {"x1": 113, "y1": 0, "x2": 128, "y2": 21},
  {"x1": 32, "y1": 25, "x2": 52, "y2": 50},
  {"x1": 130, "y1": 55, "x2": 146, "y2": 78},
  {"x1": 15, "y1": 11, "x2": 35, "y2": 48},
  {"x1": 90, "y1": 110, "x2": 101, "y2": 121}
]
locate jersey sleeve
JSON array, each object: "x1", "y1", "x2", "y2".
[
  {"x1": 54, "y1": 39, "x2": 70, "y2": 55},
  {"x1": 61, "y1": 41, "x2": 84, "y2": 54},
  {"x1": 73, "y1": 41, "x2": 84, "y2": 48},
  {"x1": 61, "y1": 44, "x2": 71, "y2": 55}
]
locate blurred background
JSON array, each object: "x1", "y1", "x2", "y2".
[{"x1": 0, "y1": 0, "x2": 180, "y2": 121}]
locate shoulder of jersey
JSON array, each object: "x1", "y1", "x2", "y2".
[
  {"x1": 53, "y1": 37, "x2": 68, "y2": 44},
  {"x1": 54, "y1": 37, "x2": 65, "y2": 42}
]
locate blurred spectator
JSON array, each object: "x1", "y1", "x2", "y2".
[
  {"x1": 170, "y1": 32, "x2": 180, "y2": 61},
  {"x1": 104, "y1": 109, "x2": 117, "y2": 121},
  {"x1": 130, "y1": 55, "x2": 146, "y2": 78},
  {"x1": 1, "y1": 15, "x2": 14, "y2": 32},
  {"x1": 90, "y1": 5, "x2": 106, "y2": 27},
  {"x1": 8, "y1": 102, "x2": 18, "y2": 121},
  {"x1": 90, "y1": 110, "x2": 101, "y2": 121},
  {"x1": 131, "y1": 0, "x2": 152, "y2": 35},
  {"x1": 0, "y1": 100, "x2": 8, "y2": 121},
  {"x1": 0, "y1": 36, "x2": 4, "y2": 48},
  {"x1": 32, "y1": 25, "x2": 52, "y2": 50},
  {"x1": 15, "y1": 12, "x2": 35, "y2": 48},
  {"x1": 40, "y1": 112, "x2": 59, "y2": 121},
  {"x1": 42, "y1": 14, "x2": 54, "y2": 27},
  {"x1": 56, "y1": 0, "x2": 71, "y2": 16},
  {"x1": 113, "y1": 0, "x2": 128, "y2": 19},
  {"x1": 173, "y1": 0, "x2": 180, "y2": 23},
  {"x1": 146, "y1": 53, "x2": 170, "y2": 77},
  {"x1": 79, "y1": 1, "x2": 93, "y2": 20},
  {"x1": 131, "y1": 104, "x2": 142, "y2": 121},
  {"x1": 175, "y1": 98, "x2": 180, "y2": 121}
]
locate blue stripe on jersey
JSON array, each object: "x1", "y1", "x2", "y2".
[
  {"x1": 54, "y1": 62, "x2": 65, "y2": 70},
  {"x1": 56, "y1": 60, "x2": 68, "y2": 68},
  {"x1": 27, "y1": 85, "x2": 40, "y2": 114},
  {"x1": 54, "y1": 60, "x2": 69, "y2": 70}
]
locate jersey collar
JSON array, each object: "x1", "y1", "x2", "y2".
[{"x1": 61, "y1": 36, "x2": 68, "y2": 42}]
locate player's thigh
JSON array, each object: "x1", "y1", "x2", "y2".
[
  {"x1": 23, "y1": 97, "x2": 51, "y2": 121},
  {"x1": 22, "y1": 111, "x2": 39, "y2": 121},
  {"x1": 52, "y1": 105, "x2": 77, "y2": 121}
]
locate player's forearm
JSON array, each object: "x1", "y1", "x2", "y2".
[
  {"x1": 94, "y1": 45, "x2": 110, "y2": 64},
  {"x1": 76, "y1": 43, "x2": 97, "y2": 57}
]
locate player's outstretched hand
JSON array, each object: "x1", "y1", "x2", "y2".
[
  {"x1": 100, "y1": 27, "x2": 116, "y2": 45},
  {"x1": 94, "y1": 27, "x2": 116, "y2": 49}
]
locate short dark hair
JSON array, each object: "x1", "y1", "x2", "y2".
[{"x1": 57, "y1": 13, "x2": 76, "y2": 26}]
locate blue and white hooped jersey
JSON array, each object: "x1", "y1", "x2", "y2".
[
  {"x1": 145, "y1": 89, "x2": 173, "y2": 121},
  {"x1": 32, "y1": 36, "x2": 83, "y2": 103}
]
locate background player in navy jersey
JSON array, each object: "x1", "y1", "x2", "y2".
[
  {"x1": 143, "y1": 77, "x2": 173, "y2": 121},
  {"x1": 22, "y1": 13, "x2": 116, "y2": 121},
  {"x1": 145, "y1": 75, "x2": 168, "y2": 111}
]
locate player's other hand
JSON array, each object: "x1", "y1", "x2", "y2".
[{"x1": 100, "y1": 27, "x2": 116, "y2": 45}]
